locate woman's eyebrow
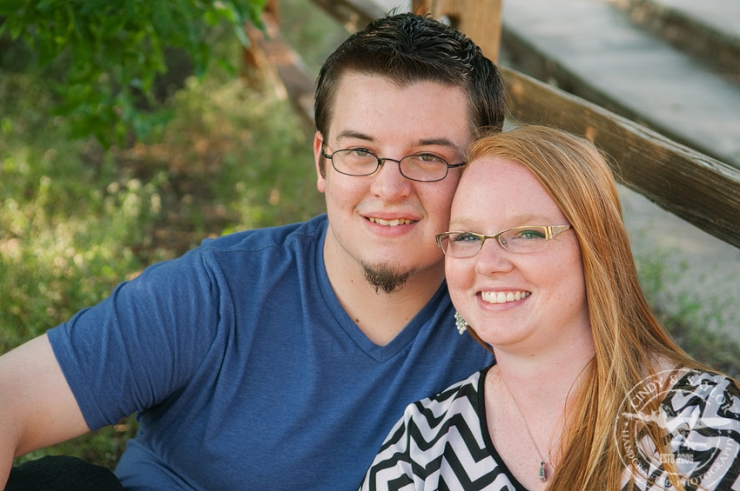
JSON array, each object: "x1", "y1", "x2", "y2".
[
  {"x1": 448, "y1": 213, "x2": 558, "y2": 229},
  {"x1": 508, "y1": 213, "x2": 555, "y2": 223}
]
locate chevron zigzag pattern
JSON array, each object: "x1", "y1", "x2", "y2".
[
  {"x1": 359, "y1": 369, "x2": 740, "y2": 491},
  {"x1": 360, "y1": 370, "x2": 524, "y2": 491}
]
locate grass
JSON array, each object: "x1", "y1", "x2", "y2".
[{"x1": 631, "y1": 236, "x2": 740, "y2": 379}]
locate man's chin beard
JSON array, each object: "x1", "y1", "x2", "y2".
[{"x1": 362, "y1": 262, "x2": 413, "y2": 294}]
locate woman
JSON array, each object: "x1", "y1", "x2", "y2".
[{"x1": 360, "y1": 126, "x2": 740, "y2": 491}]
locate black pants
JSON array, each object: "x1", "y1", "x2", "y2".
[{"x1": 6, "y1": 456, "x2": 123, "y2": 491}]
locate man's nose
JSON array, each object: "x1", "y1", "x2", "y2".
[{"x1": 370, "y1": 158, "x2": 412, "y2": 199}]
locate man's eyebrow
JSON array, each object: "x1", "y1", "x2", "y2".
[
  {"x1": 335, "y1": 130, "x2": 374, "y2": 142},
  {"x1": 418, "y1": 138, "x2": 457, "y2": 148},
  {"x1": 418, "y1": 138, "x2": 465, "y2": 156},
  {"x1": 333, "y1": 133, "x2": 463, "y2": 154}
]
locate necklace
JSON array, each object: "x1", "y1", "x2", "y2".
[{"x1": 499, "y1": 374, "x2": 561, "y2": 483}]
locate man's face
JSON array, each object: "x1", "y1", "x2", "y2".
[{"x1": 314, "y1": 73, "x2": 473, "y2": 292}]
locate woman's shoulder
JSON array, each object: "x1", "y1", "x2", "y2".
[
  {"x1": 405, "y1": 370, "x2": 485, "y2": 419},
  {"x1": 644, "y1": 361, "x2": 739, "y2": 408},
  {"x1": 362, "y1": 368, "x2": 522, "y2": 490},
  {"x1": 663, "y1": 368, "x2": 740, "y2": 424},
  {"x1": 386, "y1": 369, "x2": 487, "y2": 450},
  {"x1": 621, "y1": 367, "x2": 740, "y2": 490},
  {"x1": 667, "y1": 368, "x2": 739, "y2": 401}
]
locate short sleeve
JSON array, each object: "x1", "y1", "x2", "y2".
[{"x1": 48, "y1": 247, "x2": 222, "y2": 429}]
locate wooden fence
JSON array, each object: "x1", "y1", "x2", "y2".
[{"x1": 246, "y1": 0, "x2": 740, "y2": 250}]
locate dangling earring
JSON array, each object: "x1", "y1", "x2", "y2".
[{"x1": 454, "y1": 311, "x2": 468, "y2": 335}]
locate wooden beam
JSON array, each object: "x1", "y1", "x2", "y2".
[
  {"x1": 245, "y1": 12, "x2": 316, "y2": 131},
  {"x1": 412, "y1": 0, "x2": 502, "y2": 62},
  {"x1": 309, "y1": 0, "x2": 385, "y2": 33},
  {"x1": 499, "y1": 22, "x2": 736, "y2": 168},
  {"x1": 503, "y1": 66, "x2": 740, "y2": 249}
]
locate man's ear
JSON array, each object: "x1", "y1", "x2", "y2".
[{"x1": 314, "y1": 131, "x2": 326, "y2": 193}]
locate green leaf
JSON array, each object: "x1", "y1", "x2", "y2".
[
  {"x1": 233, "y1": 22, "x2": 250, "y2": 48},
  {"x1": 36, "y1": 0, "x2": 56, "y2": 13},
  {"x1": 151, "y1": 0, "x2": 173, "y2": 35},
  {"x1": 214, "y1": 58, "x2": 237, "y2": 78},
  {"x1": 192, "y1": 42, "x2": 211, "y2": 78},
  {"x1": 5, "y1": 0, "x2": 266, "y2": 146},
  {"x1": 203, "y1": 9, "x2": 218, "y2": 26},
  {"x1": 0, "y1": 0, "x2": 25, "y2": 14}
]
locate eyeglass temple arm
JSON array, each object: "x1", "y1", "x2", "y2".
[{"x1": 547, "y1": 225, "x2": 572, "y2": 239}]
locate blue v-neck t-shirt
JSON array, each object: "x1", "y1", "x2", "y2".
[{"x1": 48, "y1": 214, "x2": 493, "y2": 490}]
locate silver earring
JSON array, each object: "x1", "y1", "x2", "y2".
[{"x1": 454, "y1": 311, "x2": 468, "y2": 335}]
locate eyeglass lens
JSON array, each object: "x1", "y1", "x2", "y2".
[
  {"x1": 440, "y1": 227, "x2": 551, "y2": 257},
  {"x1": 331, "y1": 149, "x2": 450, "y2": 182}
]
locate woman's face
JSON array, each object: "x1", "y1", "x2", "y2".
[{"x1": 445, "y1": 157, "x2": 591, "y2": 356}]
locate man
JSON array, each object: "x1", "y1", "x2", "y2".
[{"x1": 1, "y1": 13, "x2": 505, "y2": 490}]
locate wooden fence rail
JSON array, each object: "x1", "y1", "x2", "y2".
[
  {"x1": 247, "y1": 0, "x2": 740, "y2": 249},
  {"x1": 504, "y1": 68, "x2": 740, "y2": 249}
]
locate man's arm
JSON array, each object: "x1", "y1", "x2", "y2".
[{"x1": 0, "y1": 334, "x2": 90, "y2": 487}]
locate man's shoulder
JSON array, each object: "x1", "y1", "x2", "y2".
[{"x1": 198, "y1": 214, "x2": 328, "y2": 254}]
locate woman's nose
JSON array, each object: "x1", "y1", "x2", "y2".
[{"x1": 474, "y1": 238, "x2": 514, "y2": 275}]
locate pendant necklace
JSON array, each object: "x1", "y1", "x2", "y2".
[{"x1": 500, "y1": 375, "x2": 561, "y2": 483}]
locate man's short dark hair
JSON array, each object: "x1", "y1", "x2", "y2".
[{"x1": 314, "y1": 13, "x2": 506, "y2": 141}]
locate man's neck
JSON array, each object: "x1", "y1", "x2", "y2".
[{"x1": 323, "y1": 244, "x2": 446, "y2": 347}]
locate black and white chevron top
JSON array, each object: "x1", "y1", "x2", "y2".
[{"x1": 360, "y1": 368, "x2": 740, "y2": 491}]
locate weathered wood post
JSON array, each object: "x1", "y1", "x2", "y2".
[
  {"x1": 243, "y1": 0, "x2": 280, "y2": 69},
  {"x1": 242, "y1": 0, "x2": 317, "y2": 130},
  {"x1": 411, "y1": 0, "x2": 503, "y2": 63}
]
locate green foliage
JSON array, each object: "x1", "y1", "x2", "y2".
[
  {"x1": 147, "y1": 72, "x2": 325, "y2": 236},
  {"x1": 0, "y1": 71, "x2": 157, "y2": 350},
  {"x1": 0, "y1": 0, "x2": 266, "y2": 146}
]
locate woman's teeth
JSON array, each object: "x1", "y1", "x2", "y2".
[{"x1": 481, "y1": 291, "x2": 531, "y2": 304}]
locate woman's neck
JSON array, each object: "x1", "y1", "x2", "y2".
[
  {"x1": 483, "y1": 331, "x2": 596, "y2": 489},
  {"x1": 491, "y1": 322, "x2": 596, "y2": 408}
]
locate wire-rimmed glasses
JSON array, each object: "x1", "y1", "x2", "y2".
[
  {"x1": 321, "y1": 146, "x2": 465, "y2": 182},
  {"x1": 436, "y1": 225, "x2": 572, "y2": 257}
]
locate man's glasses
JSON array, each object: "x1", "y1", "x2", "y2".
[
  {"x1": 321, "y1": 146, "x2": 465, "y2": 183},
  {"x1": 436, "y1": 225, "x2": 572, "y2": 257}
]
